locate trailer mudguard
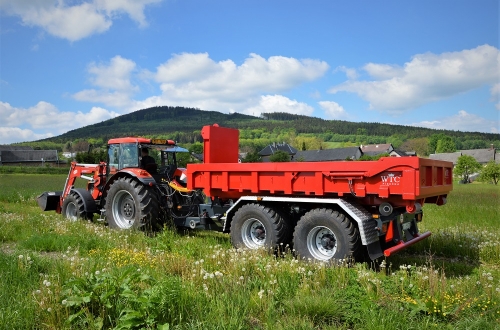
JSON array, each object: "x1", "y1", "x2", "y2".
[{"x1": 70, "y1": 188, "x2": 98, "y2": 213}]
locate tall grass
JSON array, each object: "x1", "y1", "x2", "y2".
[{"x1": 0, "y1": 174, "x2": 499, "y2": 329}]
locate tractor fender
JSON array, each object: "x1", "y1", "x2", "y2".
[
  {"x1": 102, "y1": 170, "x2": 156, "y2": 199},
  {"x1": 70, "y1": 188, "x2": 98, "y2": 213}
]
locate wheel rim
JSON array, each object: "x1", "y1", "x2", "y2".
[
  {"x1": 65, "y1": 202, "x2": 78, "y2": 221},
  {"x1": 306, "y1": 226, "x2": 337, "y2": 261},
  {"x1": 111, "y1": 190, "x2": 136, "y2": 229},
  {"x1": 241, "y1": 218, "x2": 266, "y2": 249}
]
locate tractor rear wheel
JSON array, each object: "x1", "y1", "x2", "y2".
[
  {"x1": 293, "y1": 208, "x2": 361, "y2": 263},
  {"x1": 61, "y1": 192, "x2": 93, "y2": 221},
  {"x1": 230, "y1": 204, "x2": 290, "y2": 250},
  {"x1": 105, "y1": 177, "x2": 159, "y2": 230}
]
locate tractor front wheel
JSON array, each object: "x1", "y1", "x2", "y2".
[
  {"x1": 61, "y1": 192, "x2": 93, "y2": 221},
  {"x1": 105, "y1": 177, "x2": 159, "y2": 230}
]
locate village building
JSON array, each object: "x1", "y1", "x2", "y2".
[
  {"x1": 0, "y1": 146, "x2": 60, "y2": 166},
  {"x1": 258, "y1": 142, "x2": 298, "y2": 162},
  {"x1": 360, "y1": 143, "x2": 394, "y2": 156}
]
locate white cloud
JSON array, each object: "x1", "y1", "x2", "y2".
[
  {"x1": 0, "y1": 127, "x2": 53, "y2": 144},
  {"x1": 335, "y1": 66, "x2": 359, "y2": 80},
  {"x1": 412, "y1": 110, "x2": 499, "y2": 133},
  {"x1": 73, "y1": 55, "x2": 138, "y2": 107},
  {"x1": 94, "y1": 0, "x2": 161, "y2": 27},
  {"x1": 73, "y1": 90, "x2": 133, "y2": 108},
  {"x1": 146, "y1": 52, "x2": 329, "y2": 113},
  {"x1": 245, "y1": 95, "x2": 314, "y2": 117},
  {"x1": 491, "y1": 83, "x2": 500, "y2": 110},
  {"x1": 88, "y1": 56, "x2": 138, "y2": 91},
  {"x1": 5, "y1": 52, "x2": 326, "y2": 142},
  {"x1": 318, "y1": 101, "x2": 348, "y2": 119},
  {"x1": 0, "y1": 101, "x2": 119, "y2": 143},
  {"x1": 0, "y1": 0, "x2": 161, "y2": 41},
  {"x1": 329, "y1": 45, "x2": 500, "y2": 114},
  {"x1": 363, "y1": 63, "x2": 405, "y2": 80}
]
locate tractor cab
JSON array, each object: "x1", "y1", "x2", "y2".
[
  {"x1": 105, "y1": 136, "x2": 191, "y2": 187},
  {"x1": 157, "y1": 145, "x2": 189, "y2": 183}
]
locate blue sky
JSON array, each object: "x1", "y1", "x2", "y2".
[{"x1": 1, "y1": 0, "x2": 499, "y2": 144}]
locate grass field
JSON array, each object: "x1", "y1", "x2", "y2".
[{"x1": 0, "y1": 174, "x2": 499, "y2": 329}]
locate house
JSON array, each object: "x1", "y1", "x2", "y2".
[
  {"x1": 460, "y1": 148, "x2": 496, "y2": 164},
  {"x1": 293, "y1": 147, "x2": 362, "y2": 162},
  {"x1": 429, "y1": 152, "x2": 462, "y2": 165},
  {"x1": 360, "y1": 143, "x2": 394, "y2": 156},
  {"x1": 430, "y1": 148, "x2": 496, "y2": 165},
  {"x1": 258, "y1": 143, "x2": 298, "y2": 162},
  {"x1": 389, "y1": 149, "x2": 416, "y2": 157},
  {"x1": 0, "y1": 146, "x2": 60, "y2": 166}
]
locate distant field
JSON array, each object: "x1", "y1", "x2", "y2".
[{"x1": 0, "y1": 174, "x2": 499, "y2": 329}]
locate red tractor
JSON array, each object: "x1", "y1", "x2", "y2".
[{"x1": 38, "y1": 137, "x2": 205, "y2": 230}]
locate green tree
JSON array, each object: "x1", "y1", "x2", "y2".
[
  {"x1": 269, "y1": 150, "x2": 290, "y2": 162},
  {"x1": 429, "y1": 133, "x2": 446, "y2": 154},
  {"x1": 400, "y1": 137, "x2": 429, "y2": 156},
  {"x1": 435, "y1": 136, "x2": 456, "y2": 153},
  {"x1": 242, "y1": 151, "x2": 261, "y2": 163},
  {"x1": 386, "y1": 134, "x2": 405, "y2": 149},
  {"x1": 189, "y1": 142, "x2": 203, "y2": 155},
  {"x1": 479, "y1": 160, "x2": 500, "y2": 185},
  {"x1": 455, "y1": 155, "x2": 482, "y2": 183}
]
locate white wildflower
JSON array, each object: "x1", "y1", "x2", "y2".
[{"x1": 258, "y1": 289, "x2": 265, "y2": 299}]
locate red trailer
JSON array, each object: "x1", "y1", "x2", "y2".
[{"x1": 188, "y1": 124, "x2": 453, "y2": 261}]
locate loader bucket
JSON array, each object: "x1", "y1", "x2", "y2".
[{"x1": 36, "y1": 191, "x2": 62, "y2": 211}]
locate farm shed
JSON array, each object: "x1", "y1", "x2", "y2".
[{"x1": 0, "y1": 147, "x2": 60, "y2": 166}]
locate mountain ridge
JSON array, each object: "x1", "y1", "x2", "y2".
[{"x1": 40, "y1": 106, "x2": 498, "y2": 143}]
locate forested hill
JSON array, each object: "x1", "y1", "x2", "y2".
[{"x1": 44, "y1": 106, "x2": 497, "y2": 143}]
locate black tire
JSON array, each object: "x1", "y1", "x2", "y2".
[
  {"x1": 61, "y1": 192, "x2": 93, "y2": 221},
  {"x1": 105, "y1": 177, "x2": 159, "y2": 230},
  {"x1": 293, "y1": 208, "x2": 361, "y2": 262},
  {"x1": 230, "y1": 203, "x2": 290, "y2": 250}
]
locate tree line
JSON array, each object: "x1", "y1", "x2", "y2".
[{"x1": 11, "y1": 107, "x2": 499, "y2": 159}]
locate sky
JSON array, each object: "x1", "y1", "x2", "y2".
[{"x1": 0, "y1": 0, "x2": 499, "y2": 144}]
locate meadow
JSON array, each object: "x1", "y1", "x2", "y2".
[{"x1": 0, "y1": 173, "x2": 499, "y2": 329}]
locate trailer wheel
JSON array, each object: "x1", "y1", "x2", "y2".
[
  {"x1": 105, "y1": 177, "x2": 159, "y2": 230},
  {"x1": 293, "y1": 208, "x2": 361, "y2": 262},
  {"x1": 62, "y1": 192, "x2": 93, "y2": 221},
  {"x1": 230, "y1": 204, "x2": 290, "y2": 250}
]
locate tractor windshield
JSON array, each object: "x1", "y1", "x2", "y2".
[{"x1": 108, "y1": 143, "x2": 139, "y2": 170}]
